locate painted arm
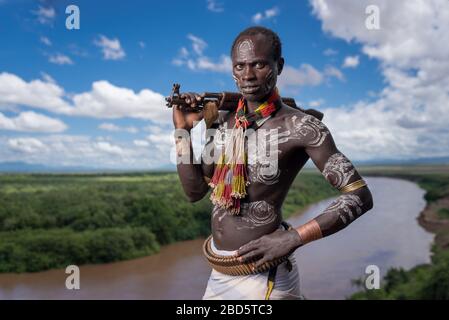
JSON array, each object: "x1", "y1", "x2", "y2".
[
  {"x1": 294, "y1": 116, "x2": 374, "y2": 244},
  {"x1": 173, "y1": 93, "x2": 215, "y2": 202},
  {"x1": 237, "y1": 115, "x2": 373, "y2": 268},
  {"x1": 174, "y1": 128, "x2": 211, "y2": 202}
]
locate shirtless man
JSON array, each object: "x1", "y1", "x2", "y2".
[{"x1": 172, "y1": 26, "x2": 373, "y2": 300}]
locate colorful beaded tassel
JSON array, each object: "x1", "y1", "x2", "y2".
[{"x1": 209, "y1": 88, "x2": 280, "y2": 215}]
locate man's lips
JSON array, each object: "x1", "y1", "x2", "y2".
[{"x1": 241, "y1": 85, "x2": 260, "y2": 94}]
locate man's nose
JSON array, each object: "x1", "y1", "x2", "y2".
[{"x1": 242, "y1": 66, "x2": 256, "y2": 81}]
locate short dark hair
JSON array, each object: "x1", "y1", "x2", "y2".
[{"x1": 231, "y1": 26, "x2": 282, "y2": 61}]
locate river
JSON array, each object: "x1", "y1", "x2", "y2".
[{"x1": 0, "y1": 177, "x2": 434, "y2": 299}]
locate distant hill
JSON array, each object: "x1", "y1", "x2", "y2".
[
  {"x1": 354, "y1": 156, "x2": 449, "y2": 166},
  {"x1": 0, "y1": 161, "x2": 95, "y2": 173},
  {"x1": 0, "y1": 161, "x2": 177, "y2": 174},
  {"x1": 0, "y1": 156, "x2": 447, "y2": 173}
]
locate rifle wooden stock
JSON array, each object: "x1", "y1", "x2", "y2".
[{"x1": 166, "y1": 83, "x2": 323, "y2": 121}]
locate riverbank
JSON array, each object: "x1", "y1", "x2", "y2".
[
  {"x1": 351, "y1": 167, "x2": 449, "y2": 299},
  {"x1": 361, "y1": 167, "x2": 449, "y2": 250},
  {"x1": 0, "y1": 176, "x2": 431, "y2": 299},
  {"x1": 0, "y1": 171, "x2": 336, "y2": 273},
  {"x1": 418, "y1": 196, "x2": 449, "y2": 249},
  {"x1": 1, "y1": 167, "x2": 447, "y2": 299}
]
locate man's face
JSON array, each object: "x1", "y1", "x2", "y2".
[{"x1": 232, "y1": 34, "x2": 283, "y2": 102}]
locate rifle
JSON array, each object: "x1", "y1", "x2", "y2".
[{"x1": 165, "y1": 83, "x2": 323, "y2": 121}]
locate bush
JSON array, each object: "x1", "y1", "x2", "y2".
[
  {"x1": 0, "y1": 171, "x2": 340, "y2": 272},
  {"x1": 0, "y1": 227, "x2": 159, "y2": 272}
]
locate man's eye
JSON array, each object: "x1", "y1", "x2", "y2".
[
  {"x1": 235, "y1": 64, "x2": 244, "y2": 70},
  {"x1": 255, "y1": 62, "x2": 265, "y2": 68}
]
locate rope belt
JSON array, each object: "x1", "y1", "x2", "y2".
[{"x1": 203, "y1": 221, "x2": 294, "y2": 300}]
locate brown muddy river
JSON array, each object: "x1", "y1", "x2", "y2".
[{"x1": 0, "y1": 177, "x2": 434, "y2": 299}]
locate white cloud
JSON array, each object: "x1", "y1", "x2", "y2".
[
  {"x1": 40, "y1": 36, "x2": 52, "y2": 46},
  {"x1": 48, "y1": 53, "x2": 74, "y2": 65},
  {"x1": 143, "y1": 125, "x2": 166, "y2": 134},
  {"x1": 99, "y1": 123, "x2": 138, "y2": 134},
  {"x1": 207, "y1": 0, "x2": 224, "y2": 13},
  {"x1": 146, "y1": 133, "x2": 173, "y2": 145},
  {"x1": 138, "y1": 41, "x2": 146, "y2": 48},
  {"x1": 8, "y1": 137, "x2": 48, "y2": 154},
  {"x1": 265, "y1": 7, "x2": 280, "y2": 19},
  {"x1": 1, "y1": 134, "x2": 173, "y2": 169},
  {"x1": 324, "y1": 65, "x2": 345, "y2": 81},
  {"x1": 179, "y1": 47, "x2": 189, "y2": 57},
  {"x1": 310, "y1": 0, "x2": 449, "y2": 160},
  {"x1": 195, "y1": 55, "x2": 232, "y2": 73},
  {"x1": 323, "y1": 48, "x2": 338, "y2": 56},
  {"x1": 342, "y1": 55, "x2": 359, "y2": 68},
  {"x1": 278, "y1": 64, "x2": 323, "y2": 90},
  {"x1": 70, "y1": 80, "x2": 168, "y2": 122},
  {"x1": 0, "y1": 72, "x2": 71, "y2": 114},
  {"x1": 0, "y1": 71, "x2": 189, "y2": 169},
  {"x1": 94, "y1": 35, "x2": 126, "y2": 60},
  {"x1": 252, "y1": 13, "x2": 263, "y2": 24},
  {"x1": 144, "y1": 125, "x2": 177, "y2": 164},
  {"x1": 311, "y1": 0, "x2": 449, "y2": 68},
  {"x1": 33, "y1": 6, "x2": 55, "y2": 25},
  {"x1": 172, "y1": 34, "x2": 232, "y2": 73},
  {"x1": 309, "y1": 99, "x2": 325, "y2": 107},
  {"x1": 0, "y1": 72, "x2": 170, "y2": 123},
  {"x1": 0, "y1": 72, "x2": 175, "y2": 168},
  {"x1": 40, "y1": 72, "x2": 56, "y2": 84},
  {"x1": 95, "y1": 141, "x2": 125, "y2": 156},
  {"x1": 133, "y1": 139, "x2": 150, "y2": 147},
  {"x1": 0, "y1": 111, "x2": 67, "y2": 133},
  {"x1": 187, "y1": 34, "x2": 207, "y2": 55},
  {"x1": 252, "y1": 7, "x2": 280, "y2": 23},
  {"x1": 278, "y1": 64, "x2": 344, "y2": 91}
]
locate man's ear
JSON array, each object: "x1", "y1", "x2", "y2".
[{"x1": 277, "y1": 57, "x2": 284, "y2": 75}]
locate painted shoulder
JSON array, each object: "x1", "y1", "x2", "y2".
[{"x1": 275, "y1": 104, "x2": 331, "y2": 148}]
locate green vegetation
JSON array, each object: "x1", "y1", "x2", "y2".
[
  {"x1": 3, "y1": 165, "x2": 448, "y2": 299},
  {"x1": 0, "y1": 170, "x2": 336, "y2": 273},
  {"x1": 437, "y1": 208, "x2": 449, "y2": 219},
  {"x1": 351, "y1": 167, "x2": 449, "y2": 300},
  {"x1": 351, "y1": 249, "x2": 449, "y2": 300}
]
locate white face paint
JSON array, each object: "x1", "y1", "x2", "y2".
[
  {"x1": 322, "y1": 153, "x2": 356, "y2": 189},
  {"x1": 233, "y1": 39, "x2": 256, "y2": 92},
  {"x1": 236, "y1": 39, "x2": 255, "y2": 62},
  {"x1": 232, "y1": 36, "x2": 279, "y2": 100}
]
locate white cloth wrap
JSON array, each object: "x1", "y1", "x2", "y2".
[{"x1": 202, "y1": 228, "x2": 302, "y2": 300}]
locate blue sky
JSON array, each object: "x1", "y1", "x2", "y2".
[{"x1": 0, "y1": 0, "x2": 448, "y2": 169}]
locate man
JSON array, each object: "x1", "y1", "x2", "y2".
[{"x1": 172, "y1": 26, "x2": 373, "y2": 300}]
